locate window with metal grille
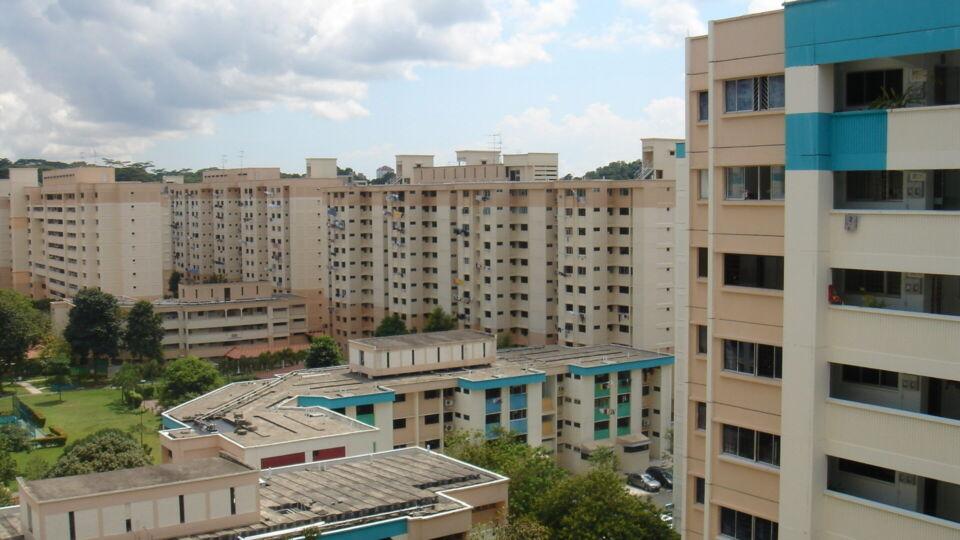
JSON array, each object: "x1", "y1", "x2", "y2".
[{"x1": 724, "y1": 75, "x2": 785, "y2": 113}]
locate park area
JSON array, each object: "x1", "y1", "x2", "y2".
[{"x1": 0, "y1": 386, "x2": 162, "y2": 490}]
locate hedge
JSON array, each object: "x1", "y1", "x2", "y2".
[
  {"x1": 33, "y1": 425, "x2": 67, "y2": 449},
  {"x1": 13, "y1": 397, "x2": 45, "y2": 428}
]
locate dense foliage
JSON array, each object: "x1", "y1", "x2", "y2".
[
  {"x1": 305, "y1": 335, "x2": 343, "y2": 368},
  {"x1": 123, "y1": 300, "x2": 165, "y2": 362},
  {"x1": 374, "y1": 314, "x2": 408, "y2": 337},
  {"x1": 0, "y1": 289, "x2": 49, "y2": 385},
  {"x1": 446, "y1": 427, "x2": 676, "y2": 540},
  {"x1": 423, "y1": 307, "x2": 456, "y2": 333},
  {"x1": 583, "y1": 159, "x2": 643, "y2": 180},
  {"x1": 46, "y1": 428, "x2": 152, "y2": 478},
  {"x1": 159, "y1": 356, "x2": 223, "y2": 407},
  {"x1": 64, "y1": 288, "x2": 122, "y2": 369}
]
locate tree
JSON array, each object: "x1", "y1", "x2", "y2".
[
  {"x1": 113, "y1": 362, "x2": 142, "y2": 405},
  {"x1": 0, "y1": 290, "x2": 49, "y2": 388},
  {"x1": 123, "y1": 300, "x2": 164, "y2": 362},
  {"x1": 0, "y1": 423, "x2": 31, "y2": 453},
  {"x1": 423, "y1": 307, "x2": 456, "y2": 333},
  {"x1": 305, "y1": 335, "x2": 343, "y2": 369},
  {"x1": 63, "y1": 288, "x2": 121, "y2": 370},
  {"x1": 44, "y1": 356, "x2": 72, "y2": 401},
  {"x1": 583, "y1": 159, "x2": 643, "y2": 180},
  {"x1": 168, "y1": 271, "x2": 183, "y2": 298},
  {"x1": 537, "y1": 466, "x2": 676, "y2": 540},
  {"x1": 22, "y1": 455, "x2": 49, "y2": 481},
  {"x1": 445, "y1": 427, "x2": 566, "y2": 520},
  {"x1": 496, "y1": 333, "x2": 513, "y2": 350},
  {"x1": 374, "y1": 314, "x2": 408, "y2": 337},
  {"x1": 159, "y1": 356, "x2": 222, "y2": 407},
  {"x1": 46, "y1": 428, "x2": 152, "y2": 478},
  {"x1": 0, "y1": 449, "x2": 16, "y2": 484},
  {"x1": 0, "y1": 486, "x2": 13, "y2": 506},
  {"x1": 469, "y1": 516, "x2": 550, "y2": 540}
]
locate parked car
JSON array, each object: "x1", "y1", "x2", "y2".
[
  {"x1": 646, "y1": 466, "x2": 673, "y2": 490},
  {"x1": 659, "y1": 512, "x2": 674, "y2": 528},
  {"x1": 627, "y1": 472, "x2": 661, "y2": 492}
]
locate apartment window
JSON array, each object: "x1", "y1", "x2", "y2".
[
  {"x1": 697, "y1": 248, "x2": 708, "y2": 278},
  {"x1": 725, "y1": 166, "x2": 784, "y2": 200},
  {"x1": 722, "y1": 424, "x2": 780, "y2": 467},
  {"x1": 698, "y1": 91, "x2": 709, "y2": 121},
  {"x1": 724, "y1": 75, "x2": 785, "y2": 112},
  {"x1": 841, "y1": 269, "x2": 901, "y2": 297},
  {"x1": 424, "y1": 414, "x2": 440, "y2": 425},
  {"x1": 394, "y1": 393, "x2": 406, "y2": 402},
  {"x1": 720, "y1": 506, "x2": 779, "y2": 540},
  {"x1": 841, "y1": 365, "x2": 898, "y2": 388},
  {"x1": 230, "y1": 487, "x2": 236, "y2": 515},
  {"x1": 697, "y1": 169, "x2": 709, "y2": 200},
  {"x1": 424, "y1": 389, "x2": 440, "y2": 399},
  {"x1": 844, "y1": 170, "x2": 903, "y2": 202},
  {"x1": 836, "y1": 457, "x2": 895, "y2": 483},
  {"x1": 696, "y1": 325, "x2": 708, "y2": 355},
  {"x1": 724, "y1": 254, "x2": 784, "y2": 290},
  {"x1": 846, "y1": 69, "x2": 902, "y2": 108},
  {"x1": 723, "y1": 340, "x2": 783, "y2": 379},
  {"x1": 694, "y1": 477, "x2": 705, "y2": 504},
  {"x1": 485, "y1": 413, "x2": 500, "y2": 424},
  {"x1": 696, "y1": 401, "x2": 706, "y2": 430}
]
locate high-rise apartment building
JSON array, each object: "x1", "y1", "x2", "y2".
[
  {"x1": 0, "y1": 167, "x2": 170, "y2": 300},
  {"x1": 675, "y1": 2, "x2": 960, "y2": 539}
]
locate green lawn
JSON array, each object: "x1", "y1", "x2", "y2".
[{"x1": 1, "y1": 388, "x2": 163, "y2": 490}]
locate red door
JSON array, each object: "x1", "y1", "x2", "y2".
[
  {"x1": 312, "y1": 447, "x2": 346, "y2": 461},
  {"x1": 260, "y1": 452, "x2": 306, "y2": 469}
]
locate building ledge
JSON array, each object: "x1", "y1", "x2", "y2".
[
  {"x1": 824, "y1": 490, "x2": 960, "y2": 532},
  {"x1": 826, "y1": 397, "x2": 960, "y2": 430},
  {"x1": 717, "y1": 454, "x2": 781, "y2": 476}
]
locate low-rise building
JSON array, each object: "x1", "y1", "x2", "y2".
[
  {"x1": 161, "y1": 330, "x2": 674, "y2": 475},
  {"x1": 7, "y1": 447, "x2": 507, "y2": 540}
]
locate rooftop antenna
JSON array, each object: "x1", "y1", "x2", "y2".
[{"x1": 221, "y1": 154, "x2": 227, "y2": 170}]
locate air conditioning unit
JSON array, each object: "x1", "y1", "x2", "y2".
[
  {"x1": 444, "y1": 425, "x2": 454, "y2": 432},
  {"x1": 602, "y1": 408, "x2": 615, "y2": 415},
  {"x1": 493, "y1": 397, "x2": 502, "y2": 404},
  {"x1": 443, "y1": 399, "x2": 454, "y2": 407},
  {"x1": 600, "y1": 382, "x2": 610, "y2": 390}
]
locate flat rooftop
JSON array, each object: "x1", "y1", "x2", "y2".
[
  {"x1": 164, "y1": 344, "x2": 672, "y2": 444},
  {"x1": 349, "y1": 329, "x2": 493, "y2": 351},
  {"x1": 21, "y1": 457, "x2": 252, "y2": 502},
  {"x1": 165, "y1": 377, "x2": 378, "y2": 446},
  {"x1": 185, "y1": 447, "x2": 504, "y2": 539}
]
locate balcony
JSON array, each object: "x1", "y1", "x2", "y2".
[
  {"x1": 485, "y1": 397, "x2": 502, "y2": 414},
  {"x1": 509, "y1": 392, "x2": 527, "y2": 411},
  {"x1": 832, "y1": 269, "x2": 960, "y2": 317},
  {"x1": 509, "y1": 418, "x2": 527, "y2": 434},
  {"x1": 821, "y1": 491, "x2": 960, "y2": 539},
  {"x1": 828, "y1": 211, "x2": 960, "y2": 275},
  {"x1": 541, "y1": 397, "x2": 555, "y2": 413},
  {"x1": 827, "y1": 456, "x2": 960, "y2": 528}
]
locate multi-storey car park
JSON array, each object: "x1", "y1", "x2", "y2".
[
  {"x1": 1, "y1": 139, "x2": 679, "y2": 359},
  {"x1": 674, "y1": 1, "x2": 960, "y2": 539},
  {"x1": 159, "y1": 330, "x2": 674, "y2": 477}
]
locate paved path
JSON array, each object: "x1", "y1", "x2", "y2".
[{"x1": 16, "y1": 381, "x2": 42, "y2": 395}]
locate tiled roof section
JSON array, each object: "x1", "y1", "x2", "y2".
[{"x1": 349, "y1": 329, "x2": 493, "y2": 350}]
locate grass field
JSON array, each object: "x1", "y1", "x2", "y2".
[{"x1": 0, "y1": 388, "x2": 162, "y2": 490}]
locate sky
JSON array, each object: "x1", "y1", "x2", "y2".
[{"x1": 0, "y1": 0, "x2": 783, "y2": 177}]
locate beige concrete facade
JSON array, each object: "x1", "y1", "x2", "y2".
[{"x1": 675, "y1": 10, "x2": 786, "y2": 540}]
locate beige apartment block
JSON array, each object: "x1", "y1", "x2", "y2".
[
  {"x1": 161, "y1": 330, "x2": 675, "y2": 476},
  {"x1": 5, "y1": 448, "x2": 507, "y2": 540},
  {"x1": 675, "y1": 10, "x2": 786, "y2": 540},
  {"x1": 0, "y1": 168, "x2": 169, "y2": 300}
]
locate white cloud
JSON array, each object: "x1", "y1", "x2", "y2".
[
  {"x1": 747, "y1": 0, "x2": 784, "y2": 13},
  {"x1": 0, "y1": 0, "x2": 575, "y2": 161},
  {"x1": 574, "y1": 0, "x2": 705, "y2": 51},
  {"x1": 497, "y1": 98, "x2": 683, "y2": 175}
]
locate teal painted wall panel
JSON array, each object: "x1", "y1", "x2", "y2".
[
  {"x1": 297, "y1": 391, "x2": 395, "y2": 409},
  {"x1": 786, "y1": 111, "x2": 886, "y2": 171},
  {"x1": 786, "y1": 0, "x2": 960, "y2": 67},
  {"x1": 675, "y1": 142, "x2": 686, "y2": 159},
  {"x1": 458, "y1": 372, "x2": 546, "y2": 390},
  {"x1": 320, "y1": 518, "x2": 407, "y2": 539}
]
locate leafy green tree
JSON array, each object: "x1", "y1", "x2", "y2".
[
  {"x1": 0, "y1": 290, "x2": 49, "y2": 388},
  {"x1": 22, "y1": 455, "x2": 49, "y2": 481},
  {"x1": 304, "y1": 335, "x2": 343, "y2": 368},
  {"x1": 496, "y1": 333, "x2": 513, "y2": 350},
  {"x1": 123, "y1": 300, "x2": 164, "y2": 362},
  {"x1": 168, "y1": 271, "x2": 183, "y2": 298},
  {"x1": 44, "y1": 356, "x2": 72, "y2": 401},
  {"x1": 0, "y1": 486, "x2": 12, "y2": 506},
  {"x1": 46, "y1": 428, "x2": 152, "y2": 478},
  {"x1": 537, "y1": 466, "x2": 676, "y2": 540},
  {"x1": 583, "y1": 159, "x2": 643, "y2": 180},
  {"x1": 445, "y1": 427, "x2": 566, "y2": 519},
  {"x1": 159, "y1": 356, "x2": 222, "y2": 407},
  {"x1": 113, "y1": 362, "x2": 142, "y2": 405},
  {"x1": 374, "y1": 314, "x2": 408, "y2": 337},
  {"x1": 423, "y1": 307, "x2": 456, "y2": 333},
  {"x1": 469, "y1": 516, "x2": 550, "y2": 540},
  {"x1": 0, "y1": 449, "x2": 16, "y2": 484},
  {"x1": 63, "y1": 288, "x2": 121, "y2": 370},
  {"x1": 0, "y1": 423, "x2": 31, "y2": 453}
]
